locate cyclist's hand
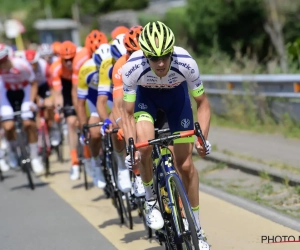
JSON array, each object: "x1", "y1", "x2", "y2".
[
  {"x1": 29, "y1": 101, "x2": 38, "y2": 112},
  {"x1": 195, "y1": 139, "x2": 212, "y2": 157},
  {"x1": 117, "y1": 128, "x2": 124, "y2": 141},
  {"x1": 100, "y1": 118, "x2": 112, "y2": 136},
  {"x1": 79, "y1": 134, "x2": 86, "y2": 145},
  {"x1": 125, "y1": 151, "x2": 141, "y2": 169},
  {"x1": 125, "y1": 155, "x2": 132, "y2": 170}
]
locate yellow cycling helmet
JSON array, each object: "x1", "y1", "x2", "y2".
[{"x1": 139, "y1": 21, "x2": 175, "y2": 57}]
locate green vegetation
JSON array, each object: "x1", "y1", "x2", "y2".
[{"x1": 1, "y1": 0, "x2": 149, "y2": 43}]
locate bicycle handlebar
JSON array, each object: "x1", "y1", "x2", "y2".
[
  {"x1": 82, "y1": 122, "x2": 119, "y2": 145},
  {"x1": 128, "y1": 122, "x2": 207, "y2": 164}
]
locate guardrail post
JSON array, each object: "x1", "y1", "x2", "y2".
[
  {"x1": 294, "y1": 82, "x2": 300, "y2": 93},
  {"x1": 227, "y1": 82, "x2": 233, "y2": 90}
]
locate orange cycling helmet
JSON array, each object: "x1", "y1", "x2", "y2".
[
  {"x1": 85, "y1": 30, "x2": 108, "y2": 54},
  {"x1": 60, "y1": 41, "x2": 77, "y2": 59},
  {"x1": 111, "y1": 26, "x2": 129, "y2": 40},
  {"x1": 52, "y1": 41, "x2": 61, "y2": 55},
  {"x1": 123, "y1": 26, "x2": 143, "y2": 53}
]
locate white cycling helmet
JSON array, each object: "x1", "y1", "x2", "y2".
[
  {"x1": 110, "y1": 34, "x2": 126, "y2": 61},
  {"x1": 0, "y1": 44, "x2": 11, "y2": 60},
  {"x1": 38, "y1": 43, "x2": 53, "y2": 56},
  {"x1": 93, "y1": 43, "x2": 112, "y2": 67},
  {"x1": 14, "y1": 50, "x2": 25, "y2": 59}
]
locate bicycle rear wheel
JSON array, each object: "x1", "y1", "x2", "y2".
[
  {"x1": 41, "y1": 127, "x2": 50, "y2": 177},
  {"x1": 118, "y1": 191, "x2": 133, "y2": 229},
  {"x1": 169, "y1": 176, "x2": 199, "y2": 250}
]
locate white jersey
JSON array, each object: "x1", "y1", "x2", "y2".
[
  {"x1": 0, "y1": 57, "x2": 35, "y2": 91},
  {"x1": 122, "y1": 46, "x2": 204, "y2": 101},
  {"x1": 34, "y1": 58, "x2": 50, "y2": 86}
]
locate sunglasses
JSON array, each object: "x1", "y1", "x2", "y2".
[{"x1": 147, "y1": 52, "x2": 172, "y2": 62}]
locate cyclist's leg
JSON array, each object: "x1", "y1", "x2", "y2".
[
  {"x1": 0, "y1": 130, "x2": 9, "y2": 171},
  {"x1": 163, "y1": 83, "x2": 203, "y2": 232},
  {"x1": 134, "y1": 87, "x2": 163, "y2": 230},
  {"x1": 0, "y1": 90, "x2": 15, "y2": 170},
  {"x1": 41, "y1": 84, "x2": 59, "y2": 146},
  {"x1": 61, "y1": 78, "x2": 80, "y2": 179},
  {"x1": 21, "y1": 85, "x2": 44, "y2": 173},
  {"x1": 1, "y1": 89, "x2": 22, "y2": 168},
  {"x1": 86, "y1": 99, "x2": 105, "y2": 188}
]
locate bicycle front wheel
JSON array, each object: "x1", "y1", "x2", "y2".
[
  {"x1": 168, "y1": 176, "x2": 199, "y2": 250},
  {"x1": 41, "y1": 128, "x2": 50, "y2": 177},
  {"x1": 118, "y1": 191, "x2": 133, "y2": 230}
]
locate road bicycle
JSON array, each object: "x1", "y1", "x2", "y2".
[
  {"x1": 128, "y1": 122, "x2": 206, "y2": 249},
  {"x1": 84, "y1": 122, "x2": 133, "y2": 229},
  {"x1": 37, "y1": 106, "x2": 51, "y2": 177},
  {"x1": 0, "y1": 110, "x2": 35, "y2": 190}
]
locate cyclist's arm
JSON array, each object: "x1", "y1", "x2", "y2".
[
  {"x1": 112, "y1": 63, "x2": 124, "y2": 127},
  {"x1": 112, "y1": 97, "x2": 123, "y2": 128},
  {"x1": 121, "y1": 78, "x2": 137, "y2": 143},
  {"x1": 97, "y1": 94, "x2": 109, "y2": 121},
  {"x1": 71, "y1": 84, "x2": 78, "y2": 113},
  {"x1": 25, "y1": 61, "x2": 38, "y2": 102},
  {"x1": 77, "y1": 66, "x2": 89, "y2": 129},
  {"x1": 186, "y1": 59, "x2": 211, "y2": 139},
  {"x1": 193, "y1": 94, "x2": 210, "y2": 139},
  {"x1": 52, "y1": 78, "x2": 63, "y2": 108},
  {"x1": 30, "y1": 80, "x2": 38, "y2": 103},
  {"x1": 121, "y1": 100, "x2": 136, "y2": 143},
  {"x1": 77, "y1": 99, "x2": 87, "y2": 130},
  {"x1": 97, "y1": 58, "x2": 113, "y2": 121}
]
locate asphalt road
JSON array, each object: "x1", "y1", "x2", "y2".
[
  {"x1": 0, "y1": 145, "x2": 299, "y2": 250},
  {"x1": 209, "y1": 126, "x2": 300, "y2": 167}
]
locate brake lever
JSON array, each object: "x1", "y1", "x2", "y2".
[
  {"x1": 194, "y1": 122, "x2": 207, "y2": 148},
  {"x1": 128, "y1": 137, "x2": 135, "y2": 165}
]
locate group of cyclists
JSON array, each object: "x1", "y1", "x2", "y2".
[{"x1": 0, "y1": 21, "x2": 212, "y2": 249}]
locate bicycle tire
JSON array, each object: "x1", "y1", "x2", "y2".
[
  {"x1": 155, "y1": 174, "x2": 177, "y2": 249},
  {"x1": 0, "y1": 169, "x2": 3, "y2": 181},
  {"x1": 17, "y1": 133, "x2": 35, "y2": 190},
  {"x1": 41, "y1": 127, "x2": 50, "y2": 177},
  {"x1": 83, "y1": 160, "x2": 88, "y2": 190},
  {"x1": 169, "y1": 176, "x2": 199, "y2": 250},
  {"x1": 119, "y1": 191, "x2": 133, "y2": 230},
  {"x1": 137, "y1": 197, "x2": 152, "y2": 238},
  {"x1": 114, "y1": 190, "x2": 124, "y2": 224}
]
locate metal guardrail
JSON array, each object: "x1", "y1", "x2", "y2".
[
  {"x1": 202, "y1": 74, "x2": 300, "y2": 122},
  {"x1": 202, "y1": 74, "x2": 300, "y2": 98}
]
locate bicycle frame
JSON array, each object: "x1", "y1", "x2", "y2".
[
  {"x1": 154, "y1": 147, "x2": 197, "y2": 240},
  {"x1": 38, "y1": 108, "x2": 51, "y2": 154}
]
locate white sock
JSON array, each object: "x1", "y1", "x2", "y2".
[
  {"x1": 113, "y1": 149, "x2": 126, "y2": 170},
  {"x1": 143, "y1": 179, "x2": 156, "y2": 201},
  {"x1": 192, "y1": 206, "x2": 201, "y2": 231},
  {"x1": 29, "y1": 143, "x2": 38, "y2": 159}
]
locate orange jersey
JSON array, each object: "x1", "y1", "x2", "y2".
[
  {"x1": 50, "y1": 58, "x2": 73, "y2": 91},
  {"x1": 72, "y1": 47, "x2": 91, "y2": 85},
  {"x1": 112, "y1": 54, "x2": 129, "y2": 99}
]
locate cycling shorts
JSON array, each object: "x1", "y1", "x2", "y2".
[
  {"x1": 0, "y1": 84, "x2": 34, "y2": 121},
  {"x1": 38, "y1": 82, "x2": 51, "y2": 99},
  {"x1": 134, "y1": 82, "x2": 194, "y2": 144},
  {"x1": 61, "y1": 78, "x2": 76, "y2": 118}
]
